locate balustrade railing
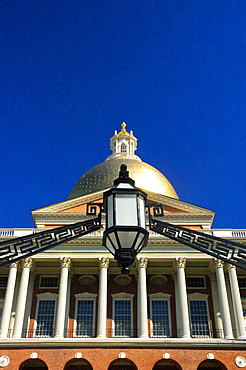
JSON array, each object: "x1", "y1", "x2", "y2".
[
  {"x1": 5, "y1": 328, "x2": 236, "y2": 339},
  {"x1": 1, "y1": 228, "x2": 246, "y2": 240}
]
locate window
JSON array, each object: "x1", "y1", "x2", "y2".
[
  {"x1": 149, "y1": 293, "x2": 171, "y2": 337},
  {"x1": 189, "y1": 295, "x2": 210, "y2": 337},
  {"x1": 187, "y1": 277, "x2": 206, "y2": 288},
  {"x1": 121, "y1": 143, "x2": 127, "y2": 152},
  {"x1": 35, "y1": 293, "x2": 57, "y2": 337},
  {"x1": 112, "y1": 293, "x2": 134, "y2": 337},
  {"x1": 0, "y1": 276, "x2": 8, "y2": 288},
  {"x1": 238, "y1": 278, "x2": 246, "y2": 288},
  {"x1": 75, "y1": 300, "x2": 95, "y2": 337},
  {"x1": 39, "y1": 276, "x2": 59, "y2": 288}
]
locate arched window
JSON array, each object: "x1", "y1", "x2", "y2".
[
  {"x1": 108, "y1": 359, "x2": 137, "y2": 370},
  {"x1": 121, "y1": 143, "x2": 127, "y2": 152},
  {"x1": 197, "y1": 359, "x2": 228, "y2": 369},
  {"x1": 19, "y1": 359, "x2": 48, "y2": 370},
  {"x1": 64, "y1": 358, "x2": 93, "y2": 370},
  {"x1": 152, "y1": 359, "x2": 182, "y2": 370}
]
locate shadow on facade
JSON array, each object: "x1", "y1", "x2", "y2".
[
  {"x1": 64, "y1": 359, "x2": 93, "y2": 369},
  {"x1": 108, "y1": 358, "x2": 138, "y2": 370},
  {"x1": 152, "y1": 359, "x2": 182, "y2": 370},
  {"x1": 19, "y1": 359, "x2": 48, "y2": 370},
  {"x1": 197, "y1": 359, "x2": 228, "y2": 370}
]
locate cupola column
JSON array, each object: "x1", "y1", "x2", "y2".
[
  {"x1": 227, "y1": 264, "x2": 246, "y2": 338},
  {"x1": 54, "y1": 257, "x2": 71, "y2": 338},
  {"x1": 175, "y1": 257, "x2": 191, "y2": 338},
  {"x1": 97, "y1": 257, "x2": 109, "y2": 338},
  {"x1": 12, "y1": 258, "x2": 33, "y2": 338},
  {"x1": 0, "y1": 262, "x2": 18, "y2": 338},
  {"x1": 137, "y1": 257, "x2": 148, "y2": 338},
  {"x1": 214, "y1": 259, "x2": 234, "y2": 339}
]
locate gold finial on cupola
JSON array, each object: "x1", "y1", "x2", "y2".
[{"x1": 118, "y1": 122, "x2": 129, "y2": 135}]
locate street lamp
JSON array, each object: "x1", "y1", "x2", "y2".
[
  {"x1": 0, "y1": 164, "x2": 246, "y2": 273},
  {"x1": 102, "y1": 164, "x2": 149, "y2": 274}
]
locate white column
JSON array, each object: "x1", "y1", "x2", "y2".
[
  {"x1": 97, "y1": 257, "x2": 109, "y2": 338},
  {"x1": 0, "y1": 263, "x2": 18, "y2": 338},
  {"x1": 214, "y1": 260, "x2": 233, "y2": 339},
  {"x1": 175, "y1": 257, "x2": 190, "y2": 338},
  {"x1": 54, "y1": 257, "x2": 71, "y2": 338},
  {"x1": 209, "y1": 271, "x2": 223, "y2": 338},
  {"x1": 12, "y1": 258, "x2": 32, "y2": 338},
  {"x1": 137, "y1": 257, "x2": 148, "y2": 338},
  {"x1": 228, "y1": 264, "x2": 246, "y2": 339}
]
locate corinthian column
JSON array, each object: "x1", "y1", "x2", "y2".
[
  {"x1": 227, "y1": 264, "x2": 246, "y2": 338},
  {"x1": 209, "y1": 271, "x2": 223, "y2": 337},
  {"x1": 214, "y1": 259, "x2": 233, "y2": 339},
  {"x1": 97, "y1": 257, "x2": 109, "y2": 338},
  {"x1": 12, "y1": 258, "x2": 33, "y2": 338},
  {"x1": 54, "y1": 257, "x2": 71, "y2": 338},
  {"x1": 0, "y1": 263, "x2": 18, "y2": 338},
  {"x1": 137, "y1": 257, "x2": 148, "y2": 338},
  {"x1": 175, "y1": 257, "x2": 190, "y2": 338}
]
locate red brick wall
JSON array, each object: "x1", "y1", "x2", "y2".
[{"x1": 2, "y1": 347, "x2": 246, "y2": 370}]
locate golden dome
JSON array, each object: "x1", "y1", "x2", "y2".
[
  {"x1": 68, "y1": 157, "x2": 178, "y2": 199},
  {"x1": 68, "y1": 124, "x2": 178, "y2": 199}
]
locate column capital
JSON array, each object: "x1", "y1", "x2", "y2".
[
  {"x1": 59, "y1": 257, "x2": 71, "y2": 269},
  {"x1": 98, "y1": 257, "x2": 109, "y2": 269},
  {"x1": 22, "y1": 258, "x2": 33, "y2": 269},
  {"x1": 214, "y1": 259, "x2": 224, "y2": 269},
  {"x1": 175, "y1": 257, "x2": 186, "y2": 269},
  {"x1": 10, "y1": 262, "x2": 18, "y2": 269},
  {"x1": 227, "y1": 263, "x2": 236, "y2": 271},
  {"x1": 137, "y1": 257, "x2": 148, "y2": 269}
]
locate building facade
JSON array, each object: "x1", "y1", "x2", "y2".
[{"x1": 0, "y1": 124, "x2": 246, "y2": 370}]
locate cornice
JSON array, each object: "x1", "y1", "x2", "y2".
[
  {"x1": 32, "y1": 190, "x2": 106, "y2": 214},
  {"x1": 1, "y1": 337, "x2": 246, "y2": 349}
]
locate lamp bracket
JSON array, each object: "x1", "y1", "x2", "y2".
[
  {"x1": 149, "y1": 217, "x2": 246, "y2": 271},
  {"x1": 0, "y1": 215, "x2": 101, "y2": 267}
]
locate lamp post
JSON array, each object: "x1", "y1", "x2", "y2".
[{"x1": 102, "y1": 164, "x2": 149, "y2": 274}]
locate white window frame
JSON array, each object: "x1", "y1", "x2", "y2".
[
  {"x1": 188, "y1": 293, "x2": 210, "y2": 338},
  {"x1": 149, "y1": 293, "x2": 171, "y2": 338},
  {"x1": 74, "y1": 293, "x2": 97, "y2": 338},
  {"x1": 39, "y1": 275, "x2": 59, "y2": 289},
  {"x1": 186, "y1": 276, "x2": 206, "y2": 289},
  {"x1": 34, "y1": 292, "x2": 58, "y2": 337},
  {"x1": 112, "y1": 293, "x2": 134, "y2": 338}
]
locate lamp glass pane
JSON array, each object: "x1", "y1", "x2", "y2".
[
  {"x1": 105, "y1": 233, "x2": 117, "y2": 254},
  {"x1": 115, "y1": 194, "x2": 138, "y2": 226},
  {"x1": 107, "y1": 195, "x2": 114, "y2": 228},
  {"x1": 115, "y1": 183, "x2": 134, "y2": 189},
  {"x1": 117, "y1": 231, "x2": 138, "y2": 249},
  {"x1": 134, "y1": 232, "x2": 146, "y2": 252},
  {"x1": 138, "y1": 196, "x2": 146, "y2": 228}
]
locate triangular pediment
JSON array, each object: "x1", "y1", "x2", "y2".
[{"x1": 32, "y1": 188, "x2": 215, "y2": 229}]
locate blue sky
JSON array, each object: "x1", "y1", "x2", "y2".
[{"x1": 0, "y1": 0, "x2": 246, "y2": 229}]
